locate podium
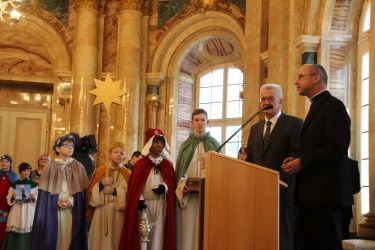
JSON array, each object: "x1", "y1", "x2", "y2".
[{"x1": 200, "y1": 151, "x2": 279, "y2": 250}]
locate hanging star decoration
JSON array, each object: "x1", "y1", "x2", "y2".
[{"x1": 89, "y1": 74, "x2": 127, "y2": 110}]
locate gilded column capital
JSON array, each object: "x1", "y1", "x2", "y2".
[
  {"x1": 74, "y1": 0, "x2": 100, "y2": 10},
  {"x1": 146, "y1": 72, "x2": 165, "y2": 86},
  {"x1": 295, "y1": 35, "x2": 321, "y2": 54},
  {"x1": 146, "y1": 96, "x2": 159, "y2": 107},
  {"x1": 146, "y1": 72, "x2": 164, "y2": 108},
  {"x1": 120, "y1": 0, "x2": 144, "y2": 11}
]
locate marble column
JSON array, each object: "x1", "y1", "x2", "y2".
[
  {"x1": 242, "y1": 0, "x2": 265, "y2": 144},
  {"x1": 358, "y1": 0, "x2": 375, "y2": 239},
  {"x1": 146, "y1": 72, "x2": 164, "y2": 129},
  {"x1": 267, "y1": 0, "x2": 290, "y2": 98},
  {"x1": 96, "y1": 1, "x2": 118, "y2": 166},
  {"x1": 115, "y1": 0, "x2": 143, "y2": 157},
  {"x1": 70, "y1": 0, "x2": 99, "y2": 136}
]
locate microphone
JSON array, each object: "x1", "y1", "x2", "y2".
[
  {"x1": 262, "y1": 105, "x2": 273, "y2": 110},
  {"x1": 216, "y1": 105, "x2": 273, "y2": 153}
]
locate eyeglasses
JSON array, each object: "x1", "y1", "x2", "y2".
[
  {"x1": 296, "y1": 73, "x2": 317, "y2": 80},
  {"x1": 259, "y1": 96, "x2": 277, "y2": 103},
  {"x1": 61, "y1": 143, "x2": 75, "y2": 148}
]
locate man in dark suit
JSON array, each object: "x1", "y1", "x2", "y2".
[
  {"x1": 282, "y1": 64, "x2": 353, "y2": 250},
  {"x1": 246, "y1": 83, "x2": 303, "y2": 250}
]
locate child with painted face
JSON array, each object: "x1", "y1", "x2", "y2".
[
  {"x1": 30, "y1": 134, "x2": 89, "y2": 250},
  {"x1": 2, "y1": 162, "x2": 38, "y2": 250}
]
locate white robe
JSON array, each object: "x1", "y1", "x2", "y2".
[
  {"x1": 56, "y1": 178, "x2": 73, "y2": 250},
  {"x1": 88, "y1": 166, "x2": 128, "y2": 250},
  {"x1": 141, "y1": 155, "x2": 169, "y2": 250},
  {"x1": 175, "y1": 143, "x2": 205, "y2": 250},
  {"x1": 6, "y1": 186, "x2": 38, "y2": 233}
]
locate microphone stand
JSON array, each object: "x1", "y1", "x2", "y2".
[{"x1": 216, "y1": 105, "x2": 273, "y2": 153}]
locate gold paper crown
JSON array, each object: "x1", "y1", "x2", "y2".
[{"x1": 110, "y1": 141, "x2": 125, "y2": 150}]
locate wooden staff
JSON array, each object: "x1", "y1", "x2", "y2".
[
  {"x1": 104, "y1": 108, "x2": 110, "y2": 235},
  {"x1": 89, "y1": 74, "x2": 126, "y2": 236}
]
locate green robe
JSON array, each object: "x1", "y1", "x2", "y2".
[{"x1": 175, "y1": 132, "x2": 221, "y2": 250}]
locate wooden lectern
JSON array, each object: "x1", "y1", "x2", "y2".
[{"x1": 200, "y1": 151, "x2": 279, "y2": 250}]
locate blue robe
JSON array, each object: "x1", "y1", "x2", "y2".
[{"x1": 29, "y1": 158, "x2": 89, "y2": 250}]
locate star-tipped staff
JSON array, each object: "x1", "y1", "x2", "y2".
[{"x1": 89, "y1": 74, "x2": 126, "y2": 235}]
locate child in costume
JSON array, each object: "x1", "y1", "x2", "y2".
[
  {"x1": 0, "y1": 155, "x2": 18, "y2": 247},
  {"x1": 87, "y1": 142, "x2": 131, "y2": 250},
  {"x1": 119, "y1": 128, "x2": 176, "y2": 250},
  {"x1": 175, "y1": 109, "x2": 221, "y2": 250},
  {"x1": 2, "y1": 162, "x2": 38, "y2": 250},
  {"x1": 30, "y1": 134, "x2": 89, "y2": 250}
]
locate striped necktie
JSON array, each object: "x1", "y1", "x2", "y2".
[{"x1": 263, "y1": 120, "x2": 272, "y2": 144}]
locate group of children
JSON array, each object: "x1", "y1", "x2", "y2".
[
  {"x1": 0, "y1": 108, "x2": 220, "y2": 250},
  {"x1": 0, "y1": 154, "x2": 50, "y2": 250}
]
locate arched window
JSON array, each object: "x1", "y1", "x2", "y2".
[
  {"x1": 358, "y1": 0, "x2": 370, "y2": 214},
  {"x1": 197, "y1": 63, "x2": 243, "y2": 158}
]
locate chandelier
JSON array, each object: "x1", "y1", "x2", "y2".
[{"x1": 0, "y1": 0, "x2": 22, "y2": 25}]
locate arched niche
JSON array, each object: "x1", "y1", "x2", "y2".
[{"x1": 149, "y1": 11, "x2": 245, "y2": 156}]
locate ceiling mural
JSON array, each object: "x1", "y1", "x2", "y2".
[
  {"x1": 157, "y1": 0, "x2": 245, "y2": 29},
  {"x1": 22, "y1": 0, "x2": 69, "y2": 26}
]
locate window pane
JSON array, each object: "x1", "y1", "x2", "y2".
[
  {"x1": 225, "y1": 126, "x2": 241, "y2": 157},
  {"x1": 199, "y1": 87, "x2": 212, "y2": 104},
  {"x1": 211, "y1": 86, "x2": 223, "y2": 102},
  {"x1": 227, "y1": 83, "x2": 241, "y2": 101},
  {"x1": 362, "y1": 52, "x2": 369, "y2": 79},
  {"x1": 361, "y1": 159, "x2": 369, "y2": 186},
  {"x1": 363, "y1": 4, "x2": 371, "y2": 32},
  {"x1": 226, "y1": 125, "x2": 241, "y2": 140},
  {"x1": 210, "y1": 102, "x2": 222, "y2": 119},
  {"x1": 361, "y1": 132, "x2": 369, "y2": 159},
  {"x1": 207, "y1": 126, "x2": 222, "y2": 144},
  {"x1": 362, "y1": 78, "x2": 369, "y2": 105},
  {"x1": 200, "y1": 104, "x2": 211, "y2": 117},
  {"x1": 360, "y1": 159, "x2": 369, "y2": 213},
  {"x1": 361, "y1": 186, "x2": 370, "y2": 214},
  {"x1": 200, "y1": 73, "x2": 212, "y2": 87},
  {"x1": 227, "y1": 67, "x2": 243, "y2": 85},
  {"x1": 226, "y1": 100, "x2": 242, "y2": 118},
  {"x1": 212, "y1": 69, "x2": 224, "y2": 86},
  {"x1": 226, "y1": 141, "x2": 240, "y2": 158},
  {"x1": 361, "y1": 105, "x2": 369, "y2": 132}
]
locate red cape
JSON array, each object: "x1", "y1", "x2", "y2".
[{"x1": 119, "y1": 157, "x2": 176, "y2": 250}]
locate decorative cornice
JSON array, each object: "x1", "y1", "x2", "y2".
[
  {"x1": 120, "y1": 0, "x2": 144, "y2": 12},
  {"x1": 74, "y1": 0, "x2": 100, "y2": 10},
  {"x1": 295, "y1": 35, "x2": 321, "y2": 54}
]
